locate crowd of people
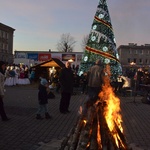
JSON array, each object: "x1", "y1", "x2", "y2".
[
  {"x1": 4, "y1": 64, "x2": 31, "y2": 86},
  {"x1": 0, "y1": 59, "x2": 150, "y2": 121},
  {"x1": 109, "y1": 69, "x2": 150, "y2": 98},
  {"x1": 48, "y1": 62, "x2": 150, "y2": 98}
]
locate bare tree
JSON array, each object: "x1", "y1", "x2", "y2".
[
  {"x1": 81, "y1": 34, "x2": 89, "y2": 50},
  {"x1": 56, "y1": 33, "x2": 76, "y2": 52}
]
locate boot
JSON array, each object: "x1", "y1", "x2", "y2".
[
  {"x1": 45, "y1": 113, "x2": 52, "y2": 119},
  {"x1": 36, "y1": 114, "x2": 43, "y2": 120}
]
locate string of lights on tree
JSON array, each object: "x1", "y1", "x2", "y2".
[{"x1": 79, "y1": 0, "x2": 122, "y2": 80}]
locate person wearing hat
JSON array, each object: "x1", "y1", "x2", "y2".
[
  {"x1": 0, "y1": 61, "x2": 10, "y2": 121},
  {"x1": 36, "y1": 74, "x2": 52, "y2": 120}
]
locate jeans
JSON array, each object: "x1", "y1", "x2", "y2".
[{"x1": 37, "y1": 104, "x2": 48, "y2": 115}]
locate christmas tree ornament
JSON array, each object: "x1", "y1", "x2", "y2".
[{"x1": 79, "y1": 0, "x2": 122, "y2": 80}]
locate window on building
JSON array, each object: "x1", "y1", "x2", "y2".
[
  {"x1": 6, "y1": 32, "x2": 9, "y2": 39},
  {"x1": 134, "y1": 50, "x2": 138, "y2": 54},
  {"x1": 2, "y1": 43, "x2": 5, "y2": 49},
  {"x1": 128, "y1": 58, "x2": 130, "y2": 63},
  {"x1": 139, "y1": 59, "x2": 143, "y2": 64},
  {"x1": 145, "y1": 59, "x2": 149, "y2": 64},
  {"x1": 4, "y1": 32, "x2": 7, "y2": 39},
  {"x1": 1, "y1": 31, "x2": 3, "y2": 38},
  {"x1": 4, "y1": 44, "x2": 8, "y2": 51},
  {"x1": 3, "y1": 31, "x2": 5, "y2": 38},
  {"x1": 133, "y1": 58, "x2": 136, "y2": 63},
  {"x1": 0, "y1": 42, "x2": 2, "y2": 49},
  {"x1": 147, "y1": 50, "x2": 150, "y2": 55},
  {"x1": 7, "y1": 44, "x2": 8, "y2": 51},
  {"x1": 139, "y1": 50, "x2": 143, "y2": 54},
  {"x1": 129, "y1": 49, "x2": 132, "y2": 54}
]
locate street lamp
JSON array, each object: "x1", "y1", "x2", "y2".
[
  {"x1": 130, "y1": 62, "x2": 136, "y2": 66},
  {"x1": 68, "y1": 59, "x2": 74, "y2": 63}
]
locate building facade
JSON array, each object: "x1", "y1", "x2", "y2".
[
  {"x1": 118, "y1": 43, "x2": 150, "y2": 69},
  {"x1": 0, "y1": 23, "x2": 15, "y2": 64}
]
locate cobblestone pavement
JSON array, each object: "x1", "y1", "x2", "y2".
[
  {"x1": 121, "y1": 96, "x2": 150, "y2": 150},
  {"x1": 0, "y1": 84, "x2": 150, "y2": 150}
]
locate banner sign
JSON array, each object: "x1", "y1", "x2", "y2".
[
  {"x1": 38, "y1": 53, "x2": 51, "y2": 61},
  {"x1": 27, "y1": 53, "x2": 38, "y2": 61},
  {"x1": 62, "y1": 54, "x2": 76, "y2": 61},
  {"x1": 16, "y1": 52, "x2": 27, "y2": 58}
]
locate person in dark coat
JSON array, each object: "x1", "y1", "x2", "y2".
[
  {"x1": 36, "y1": 76, "x2": 51, "y2": 119},
  {"x1": 59, "y1": 61, "x2": 74, "y2": 114},
  {"x1": 0, "y1": 61, "x2": 10, "y2": 121}
]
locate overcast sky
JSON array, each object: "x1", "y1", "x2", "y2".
[{"x1": 1, "y1": 0, "x2": 150, "y2": 52}]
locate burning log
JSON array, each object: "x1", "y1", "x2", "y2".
[
  {"x1": 61, "y1": 116, "x2": 85, "y2": 150},
  {"x1": 60, "y1": 67, "x2": 131, "y2": 150},
  {"x1": 89, "y1": 120, "x2": 98, "y2": 150},
  {"x1": 59, "y1": 101, "x2": 131, "y2": 150},
  {"x1": 96, "y1": 102, "x2": 117, "y2": 150},
  {"x1": 76, "y1": 106, "x2": 96, "y2": 150},
  {"x1": 114, "y1": 121, "x2": 129, "y2": 149}
]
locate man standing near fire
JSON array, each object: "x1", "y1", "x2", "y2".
[
  {"x1": 82, "y1": 59, "x2": 104, "y2": 116},
  {"x1": 87, "y1": 59, "x2": 104, "y2": 102},
  {"x1": 59, "y1": 61, "x2": 74, "y2": 114}
]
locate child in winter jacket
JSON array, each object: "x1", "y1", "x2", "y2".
[{"x1": 36, "y1": 77, "x2": 52, "y2": 120}]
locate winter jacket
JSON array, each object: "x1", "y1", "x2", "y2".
[
  {"x1": 59, "y1": 67, "x2": 74, "y2": 93},
  {"x1": 88, "y1": 64, "x2": 103, "y2": 88},
  {"x1": 38, "y1": 84, "x2": 48, "y2": 105}
]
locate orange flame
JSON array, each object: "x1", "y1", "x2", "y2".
[
  {"x1": 99, "y1": 65, "x2": 124, "y2": 147},
  {"x1": 97, "y1": 114, "x2": 102, "y2": 149}
]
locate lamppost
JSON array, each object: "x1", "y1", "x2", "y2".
[
  {"x1": 68, "y1": 59, "x2": 74, "y2": 63},
  {"x1": 130, "y1": 62, "x2": 136, "y2": 66}
]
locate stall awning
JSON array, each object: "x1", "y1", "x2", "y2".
[{"x1": 32, "y1": 58, "x2": 65, "y2": 68}]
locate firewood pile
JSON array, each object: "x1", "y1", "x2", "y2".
[{"x1": 59, "y1": 101, "x2": 131, "y2": 150}]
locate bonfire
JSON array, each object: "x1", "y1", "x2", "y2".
[{"x1": 60, "y1": 65, "x2": 130, "y2": 150}]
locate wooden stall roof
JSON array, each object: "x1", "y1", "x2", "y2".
[{"x1": 32, "y1": 58, "x2": 65, "y2": 68}]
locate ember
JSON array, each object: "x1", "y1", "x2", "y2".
[{"x1": 60, "y1": 66, "x2": 130, "y2": 150}]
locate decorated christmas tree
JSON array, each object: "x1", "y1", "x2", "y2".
[{"x1": 79, "y1": 0, "x2": 122, "y2": 80}]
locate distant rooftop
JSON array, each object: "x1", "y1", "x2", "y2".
[
  {"x1": 0, "y1": 22, "x2": 15, "y2": 31},
  {"x1": 128, "y1": 43, "x2": 150, "y2": 46}
]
